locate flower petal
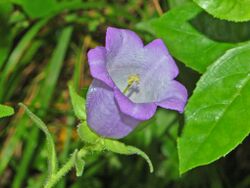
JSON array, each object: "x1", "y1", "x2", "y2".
[
  {"x1": 87, "y1": 46, "x2": 114, "y2": 87},
  {"x1": 105, "y1": 27, "x2": 146, "y2": 92},
  {"x1": 106, "y1": 26, "x2": 143, "y2": 54},
  {"x1": 128, "y1": 39, "x2": 180, "y2": 103},
  {"x1": 86, "y1": 79, "x2": 140, "y2": 139},
  {"x1": 155, "y1": 80, "x2": 188, "y2": 113},
  {"x1": 144, "y1": 39, "x2": 179, "y2": 79},
  {"x1": 105, "y1": 28, "x2": 181, "y2": 104},
  {"x1": 114, "y1": 88, "x2": 157, "y2": 121}
]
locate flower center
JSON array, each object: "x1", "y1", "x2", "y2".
[{"x1": 123, "y1": 74, "x2": 140, "y2": 94}]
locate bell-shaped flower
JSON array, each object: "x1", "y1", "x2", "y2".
[{"x1": 86, "y1": 27, "x2": 187, "y2": 138}]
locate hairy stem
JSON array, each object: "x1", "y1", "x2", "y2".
[{"x1": 44, "y1": 148, "x2": 87, "y2": 188}]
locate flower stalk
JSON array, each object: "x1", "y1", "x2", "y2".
[{"x1": 44, "y1": 148, "x2": 87, "y2": 188}]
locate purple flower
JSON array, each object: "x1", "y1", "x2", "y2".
[{"x1": 86, "y1": 27, "x2": 187, "y2": 138}]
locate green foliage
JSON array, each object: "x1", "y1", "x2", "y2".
[
  {"x1": 190, "y1": 12, "x2": 250, "y2": 43},
  {"x1": 78, "y1": 122, "x2": 154, "y2": 173},
  {"x1": 138, "y1": 1, "x2": 250, "y2": 174},
  {"x1": 78, "y1": 122, "x2": 99, "y2": 144},
  {"x1": 19, "y1": 103, "x2": 58, "y2": 177},
  {"x1": 69, "y1": 83, "x2": 86, "y2": 120},
  {"x1": 129, "y1": 109, "x2": 177, "y2": 147},
  {"x1": 10, "y1": 26, "x2": 73, "y2": 188},
  {"x1": 74, "y1": 151, "x2": 85, "y2": 177},
  {"x1": 1, "y1": 0, "x2": 250, "y2": 187},
  {"x1": 104, "y1": 139, "x2": 154, "y2": 173},
  {"x1": 137, "y1": 2, "x2": 250, "y2": 73},
  {"x1": 0, "y1": 18, "x2": 49, "y2": 101},
  {"x1": 11, "y1": 0, "x2": 105, "y2": 19},
  {"x1": 1, "y1": 2, "x2": 157, "y2": 186},
  {"x1": 193, "y1": 0, "x2": 250, "y2": 22},
  {"x1": 178, "y1": 43, "x2": 250, "y2": 174},
  {"x1": 168, "y1": 0, "x2": 190, "y2": 8},
  {"x1": 40, "y1": 26, "x2": 73, "y2": 108},
  {"x1": 0, "y1": 104, "x2": 14, "y2": 118},
  {"x1": 0, "y1": 2, "x2": 13, "y2": 69},
  {"x1": 11, "y1": 0, "x2": 57, "y2": 18}
]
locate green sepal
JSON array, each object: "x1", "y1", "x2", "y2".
[
  {"x1": 104, "y1": 139, "x2": 154, "y2": 173},
  {"x1": 77, "y1": 121, "x2": 99, "y2": 144},
  {"x1": 77, "y1": 122, "x2": 154, "y2": 173},
  {"x1": 68, "y1": 82, "x2": 86, "y2": 120}
]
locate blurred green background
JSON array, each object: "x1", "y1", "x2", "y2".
[{"x1": 0, "y1": 0, "x2": 250, "y2": 187}]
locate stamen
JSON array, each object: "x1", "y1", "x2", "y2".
[{"x1": 123, "y1": 74, "x2": 140, "y2": 94}]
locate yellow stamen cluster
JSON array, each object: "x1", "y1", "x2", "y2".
[{"x1": 123, "y1": 74, "x2": 140, "y2": 94}]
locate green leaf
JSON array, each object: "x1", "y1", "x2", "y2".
[
  {"x1": 77, "y1": 122, "x2": 99, "y2": 144},
  {"x1": 11, "y1": 0, "x2": 57, "y2": 18},
  {"x1": 193, "y1": 0, "x2": 250, "y2": 22},
  {"x1": 137, "y1": 2, "x2": 238, "y2": 73},
  {"x1": 74, "y1": 150, "x2": 85, "y2": 177},
  {"x1": 0, "y1": 104, "x2": 14, "y2": 118},
  {"x1": 104, "y1": 139, "x2": 154, "y2": 173},
  {"x1": 167, "y1": 0, "x2": 191, "y2": 8},
  {"x1": 190, "y1": 11, "x2": 250, "y2": 43},
  {"x1": 19, "y1": 103, "x2": 58, "y2": 177},
  {"x1": 0, "y1": 2, "x2": 13, "y2": 69},
  {"x1": 68, "y1": 83, "x2": 86, "y2": 120},
  {"x1": 178, "y1": 44, "x2": 250, "y2": 174}
]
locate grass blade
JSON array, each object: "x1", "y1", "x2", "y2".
[
  {"x1": 11, "y1": 26, "x2": 73, "y2": 188},
  {"x1": 0, "y1": 18, "x2": 49, "y2": 101}
]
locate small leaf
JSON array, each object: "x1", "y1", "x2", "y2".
[
  {"x1": 0, "y1": 104, "x2": 14, "y2": 118},
  {"x1": 77, "y1": 122, "x2": 99, "y2": 144},
  {"x1": 178, "y1": 44, "x2": 250, "y2": 174},
  {"x1": 194, "y1": 0, "x2": 250, "y2": 22},
  {"x1": 19, "y1": 103, "x2": 57, "y2": 177},
  {"x1": 104, "y1": 139, "x2": 154, "y2": 173},
  {"x1": 74, "y1": 150, "x2": 85, "y2": 177},
  {"x1": 68, "y1": 82, "x2": 86, "y2": 120}
]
